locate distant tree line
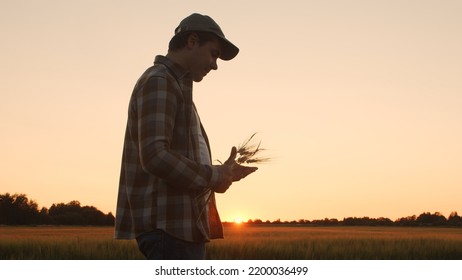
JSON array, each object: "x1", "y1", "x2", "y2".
[
  {"x1": 0, "y1": 193, "x2": 114, "y2": 226},
  {"x1": 2, "y1": 193, "x2": 461, "y2": 227},
  {"x1": 226, "y1": 211, "x2": 462, "y2": 227}
]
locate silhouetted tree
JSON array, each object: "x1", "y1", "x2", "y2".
[
  {"x1": 328, "y1": 218, "x2": 339, "y2": 225},
  {"x1": 0, "y1": 193, "x2": 39, "y2": 224},
  {"x1": 395, "y1": 215, "x2": 417, "y2": 226},
  {"x1": 105, "y1": 212, "x2": 115, "y2": 226},
  {"x1": 273, "y1": 219, "x2": 282, "y2": 224},
  {"x1": 376, "y1": 217, "x2": 393, "y2": 226},
  {"x1": 448, "y1": 212, "x2": 462, "y2": 226},
  {"x1": 48, "y1": 200, "x2": 113, "y2": 225},
  {"x1": 416, "y1": 212, "x2": 447, "y2": 226},
  {"x1": 0, "y1": 193, "x2": 115, "y2": 226},
  {"x1": 38, "y1": 207, "x2": 52, "y2": 224},
  {"x1": 253, "y1": 219, "x2": 263, "y2": 224},
  {"x1": 298, "y1": 219, "x2": 311, "y2": 225},
  {"x1": 311, "y1": 218, "x2": 338, "y2": 226},
  {"x1": 343, "y1": 217, "x2": 376, "y2": 226}
]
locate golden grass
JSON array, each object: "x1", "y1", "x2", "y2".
[
  {"x1": 1, "y1": 225, "x2": 462, "y2": 259},
  {"x1": 0, "y1": 226, "x2": 142, "y2": 260}
]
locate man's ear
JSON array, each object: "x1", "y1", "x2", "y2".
[{"x1": 186, "y1": 33, "x2": 199, "y2": 49}]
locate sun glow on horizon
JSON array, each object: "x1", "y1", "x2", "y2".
[{"x1": 233, "y1": 218, "x2": 243, "y2": 224}]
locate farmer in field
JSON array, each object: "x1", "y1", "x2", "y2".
[{"x1": 114, "y1": 13, "x2": 257, "y2": 260}]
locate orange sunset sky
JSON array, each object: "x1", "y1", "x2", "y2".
[{"x1": 1, "y1": 1, "x2": 461, "y2": 223}]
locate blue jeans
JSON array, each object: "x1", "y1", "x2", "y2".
[{"x1": 136, "y1": 229, "x2": 206, "y2": 260}]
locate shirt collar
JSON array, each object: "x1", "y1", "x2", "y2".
[{"x1": 153, "y1": 55, "x2": 191, "y2": 81}]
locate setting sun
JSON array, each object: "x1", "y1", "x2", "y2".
[{"x1": 234, "y1": 218, "x2": 243, "y2": 224}]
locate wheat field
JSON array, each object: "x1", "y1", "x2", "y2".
[{"x1": 1, "y1": 225, "x2": 462, "y2": 259}]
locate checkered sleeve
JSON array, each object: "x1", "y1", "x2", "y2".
[{"x1": 134, "y1": 75, "x2": 222, "y2": 191}]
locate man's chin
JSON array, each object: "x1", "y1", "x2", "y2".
[{"x1": 193, "y1": 76, "x2": 204, "y2": 82}]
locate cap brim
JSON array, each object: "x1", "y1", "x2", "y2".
[{"x1": 219, "y1": 37, "x2": 239, "y2": 61}]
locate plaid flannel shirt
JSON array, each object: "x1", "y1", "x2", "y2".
[{"x1": 115, "y1": 56, "x2": 224, "y2": 242}]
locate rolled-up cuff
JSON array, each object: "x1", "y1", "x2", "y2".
[{"x1": 208, "y1": 165, "x2": 222, "y2": 189}]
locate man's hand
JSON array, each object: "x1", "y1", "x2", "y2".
[
  {"x1": 225, "y1": 146, "x2": 258, "y2": 181},
  {"x1": 212, "y1": 147, "x2": 258, "y2": 193},
  {"x1": 231, "y1": 164, "x2": 258, "y2": 182}
]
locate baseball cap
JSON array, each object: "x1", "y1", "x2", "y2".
[{"x1": 174, "y1": 13, "x2": 239, "y2": 61}]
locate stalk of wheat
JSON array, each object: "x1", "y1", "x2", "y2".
[{"x1": 236, "y1": 133, "x2": 271, "y2": 165}]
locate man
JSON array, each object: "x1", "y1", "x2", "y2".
[{"x1": 114, "y1": 13, "x2": 257, "y2": 260}]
